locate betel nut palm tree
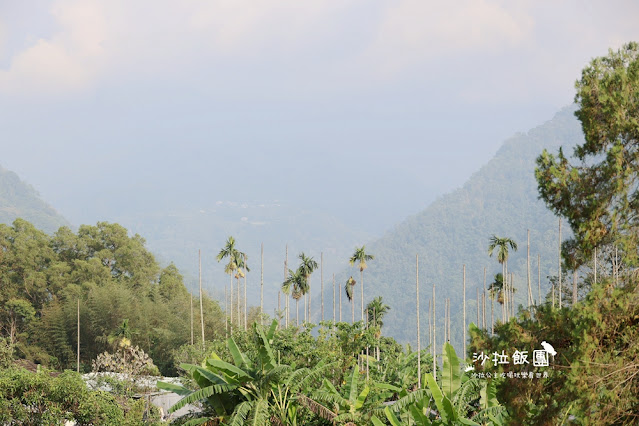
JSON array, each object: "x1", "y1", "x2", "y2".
[
  {"x1": 350, "y1": 246, "x2": 374, "y2": 322},
  {"x1": 217, "y1": 236, "x2": 238, "y2": 328},
  {"x1": 298, "y1": 252, "x2": 318, "y2": 322},
  {"x1": 488, "y1": 235, "x2": 517, "y2": 321},
  {"x1": 282, "y1": 268, "x2": 307, "y2": 326}
]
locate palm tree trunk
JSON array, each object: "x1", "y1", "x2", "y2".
[
  {"x1": 199, "y1": 249, "x2": 205, "y2": 348},
  {"x1": 428, "y1": 298, "x2": 431, "y2": 347},
  {"x1": 285, "y1": 245, "x2": 288, "y2": 328},
  {"x1": 244, "y1": 254, "x2": 247, "y2": 331},
  {"x1": 491, "y1": 293, "x2": 494, "y2": 335},
  {"x1": 230, "y1": 273, "x2": 233, "y2": 332},
  {"x1": 333, "y1": 273, "x2": 336, "y2": 323},
  {"x1": 296, "y1": 298, "x2": 299, "y2": 326},
  {"x1": 502, "y1": 262, "x2": 506, "y2": 322},
  {"x1": 260, "y1": 243, "x2": 264, "y2": 326},
  {"x1": 361, "y1": 269, "x2": 364, "y2": 322},
  {"x1": 527, "y1": 230, "x2": 532, "y2": 308},
  {"x1": 351, "y1": 296, "x2": 354, "y2": 324},
  {"x1": 416, "y1": 254, "x2": 421, "y2": 389},
  {"x1": 463, "y1": 264, "x2": 466, "y2": 356},
  {"x1": 432, "y1": 282, "x2": 436, "y2": 381},
  {"x1": 483, "y1": 267, "x2": 486, "y2": 329},
  {"x1": 192, "y1": 293, "x2": 196, "y2": 343},
  {"x1": 237, "y1": 277, "x2": 241, "y2": 329},
  {"x1": 339, "y1": 279, "x2": 342, "y2": 322},
  {"x1": 538, "y1": 254, "x2": 541, "y2": 307},
  {"x1": 476, "y1": 287, "x2": 480, "y2": 327},
  {"x1": 321, "y1": 252, "x2": 324, "y2": 322},
  {"x1": 77, "y1": 298, "x2": 80, "y2": 373}
]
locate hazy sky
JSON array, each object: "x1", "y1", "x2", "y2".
[{"x1": 2, "y1": 0, "x2": 639, "y2": 232}]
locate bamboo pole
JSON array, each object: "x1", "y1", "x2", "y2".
[
  {"x1": 416, "y1": 254, "x2": 421, "y2": 389},
  {"x1": 199, "y1": 249, "x2": 205, "y2": 348}
]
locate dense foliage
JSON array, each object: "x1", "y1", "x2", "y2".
[
  {"x1": 0, "y1": 367, "x2": 161, "y2": 425},
  {"x1": 0, "y1": 219, "x2": 224, "y2": 375}
]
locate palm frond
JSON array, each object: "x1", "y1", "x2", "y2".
[
  {"x1": 168, "y1": 383, "x2": 237, "y2": 413},
  {"x1": 229, "y1": 400, "x2": 252, "y2": 426}
]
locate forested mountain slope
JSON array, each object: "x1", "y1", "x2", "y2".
[
  {"x1": 331, "y1": 106, "x2": 583, "y2": 348},
  {"x1": 0, "y1": 165, "x2": 70, "y2": 233}
]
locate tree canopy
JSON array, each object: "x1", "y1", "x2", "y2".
[{"x1": 536, "y1": 42, "x2": 639, "y2": 265}]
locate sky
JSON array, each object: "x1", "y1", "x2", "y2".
[{"x1": 1, "y1": 0, "x2": 639, "y2": 234}]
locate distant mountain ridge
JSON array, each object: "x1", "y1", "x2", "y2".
[
  {"x1": 0, "y1": 165, "x2": 70, "y2": 233},
  {"x1": 325, "y1": 105, "x2": 583, "y2": 348}
]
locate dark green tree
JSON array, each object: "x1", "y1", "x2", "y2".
[{"x1": 536, "y1": 42, "x2": 639, "y2": 267}]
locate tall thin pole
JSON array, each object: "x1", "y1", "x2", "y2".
[
  {"x1": 77, "y1": 298, "x2": 80, "y2": 373},
  {"x1": 482, "y1": 292, "x2": 486, "y2": 329},
  {"x1": 428, "y1": 298, "x2": 431, "y2": 347},
  {"x1": 445, "y1": 299, "x2": 448, "y2": 343},
  {"x1": 463, "y1": 264, "x2": 466, "y2": 356},
  {"x1": 199, "y1": 250, "x2": 205, "y2": 348},
  {"x1": 527, "y1": 230, "x2": 532, "y2": 308},
  {"x1": 432, "y1": 282, "x2": 436, "y2": 381},
  {"x1": 476, "y1": 287, "x2": 480, "y2": 327},
  {"x1": 333, "y1": 273, "x2": 336, "y2": 322},
  {"x1": 483, "y1": 267, "x2": 486, "y2": 329},
  {"x1": 223, "y1": 288, "x2": 226, "y2": 338},
  {"x1": 416, "y1": 254, "x2": 421, "y2": 389},
  {"x1": 538, "y1": 254, "x2": 541, "y2": 306},
  {"x1": 261, "y1": 243, "x2": 264, "y2": 325},
  {"x1": 339, "y1": 277, "x2": 342, "y2": 322},
  {"x1": 321, "y1": 252, "x2": 324, "y2": 322},
  {"x1": 285, "y1": 245, "x2": 288, "y2": 328},
  {"x1": 559, "y1": 218, "x2": 562, "y2": 309},
  {"x1": 191, "y1": 293, "x2": 195, "y2": 343},
  {"x1": 244, "y1": 253, "x2": 247, "y2": 330}
]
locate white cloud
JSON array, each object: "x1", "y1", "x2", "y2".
[
  {"x1": 0, "y1": 0, "x2": 107, "y2": 96},
  {"x1": 358, "y1": 0, "x2": 534, "y2": 75}
]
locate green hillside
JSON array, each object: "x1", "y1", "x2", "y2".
[
  {"x1": 0, "y1": 166, "x2": 70, "y2": 233},
  {"x1": 329, "y1": 106, "x2": 583, "y2": 350}
]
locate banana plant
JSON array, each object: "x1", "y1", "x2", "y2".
[
  {"x1": 299, "y1": 366, "x2": 398, "y2": 424},
  {"x1": 373, "y1": 342, "x2": 507, "y2": 425},
  {"x1": 157, "y1": 320, "x2": 284, "y2": 425}
]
